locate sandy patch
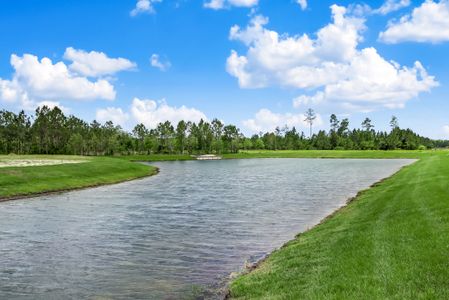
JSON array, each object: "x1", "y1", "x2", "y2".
[{"x1": 0, "y1": 159, "x2": 88, "y2": 168}]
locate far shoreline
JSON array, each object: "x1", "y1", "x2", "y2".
[{"x1": 0, "y1": 150, "x2": 431, "y2": 202}]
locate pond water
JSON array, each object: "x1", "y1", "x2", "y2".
[{"x1": 0, "y1": 158, "x2": 414, "y2": 299}]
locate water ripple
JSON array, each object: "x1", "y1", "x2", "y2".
[{"x1": 0, "y1": 158, "x2": 414, "y2": 299}]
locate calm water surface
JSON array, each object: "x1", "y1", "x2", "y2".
[{"x1": 0, "y1": 159, "x2": 414, "y2": 299}]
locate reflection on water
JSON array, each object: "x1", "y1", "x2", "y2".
[{"x1": 0, "y1": 158, "x2": 414, "y2": 299}]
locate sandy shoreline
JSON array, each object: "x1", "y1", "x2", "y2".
[{"x1": 0, "y1": 159, "x2": 87, "y2": 168}]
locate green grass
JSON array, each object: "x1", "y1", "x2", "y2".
[
  {"x1": 223, "y1": 149, "x2": 434, "y2": 159},
  {"x1": 116, "y1": 154, "x2": 195, "y2": 162},
  {"x1": 115, "y1": 150, "x2": 435, "y2": 162},
  {"x1": 0, "y1": 155, "x2": 156, "y2": 199},
  {"x1": 229, "y1": 151, "x2": 449, "y2": 299}
]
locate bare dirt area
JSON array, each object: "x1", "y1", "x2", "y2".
[{"x1": 0, "y1": 159, "x2": 88, "y2": 168}]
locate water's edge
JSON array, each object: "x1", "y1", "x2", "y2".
[
  {"x1": 0, "y1": 158, "x2": 417, "y2": 299},
  {"x1": 0, "y1": 156, "x2": 408, "y2": 203},
  {"x1": 221, "y1": 159, "x2": 418, "y2": 299},
  {"x1": 0, "y1": 166, "x2": 159, "y2": 203}
]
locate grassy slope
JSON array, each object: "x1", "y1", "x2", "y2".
[
  {"x1": 0, "y1": 155, "x2": 156, "y2": 199},
  {"x1": 229, "y1": 152, "x2": 449, "y2": 299}
]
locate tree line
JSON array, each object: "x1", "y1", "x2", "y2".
[{"x1": 0, "y1": 106, "x2": 447, "y2": 155}]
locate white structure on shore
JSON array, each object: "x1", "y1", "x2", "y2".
[{"x1": 195, "y1": 154, "x2": 222, "y2": 160}]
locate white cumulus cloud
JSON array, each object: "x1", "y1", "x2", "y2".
[
  {"x1": 10, "y1": 53, "x2": 116, "y2": 101},
  {"x1": 379, "y1": 0, "x2": 449, "y2": 43},
  {"x1": 150, "y1": 54, "x2": 171, "y2": 71},
  {"x1": 37, "y1": 101, "x2": 70, "y2": 114},
  {"x1": 0, "y1": 48, "x2": 135, "y2": 112},
  {"x1": 130, "y1": 0, "x2": 162, "y2": 16},
  {"x1": 204, "y1": 0, "x2": 258, "y2": 10},
  {"x1": 293, "y1": 92, "x2": 325, "y2": 108},
  {"x1": 322, "y1": 48, "x2": 437, "y2": 110},
  {"x1": 0, "y1": 79, "x2": 19, "y2": 103},
  {"x1": 96, "y1": 107, "x2": 130, "y2": 126},
  {"x1": 131, "y1": 98, "x2": 207, "y2": 128},
  {"x1": 227, "y1": 5, "x2": 437, "y2": 111},
  {"x1": 243, "y1": 108, "x2": 323, "y2": 133},
  {"x1": 373, "y1": 0, "x2": 410, "y2": 15},
  {"x1": 64, "y1": 47, "x2": 136, "y2": 77},
  {"x1": 297, "y1": 0, "x2": 307, "y2": 10},
  {"x1": 0, "y1": 53, "x2": 115, "y2": 107}
]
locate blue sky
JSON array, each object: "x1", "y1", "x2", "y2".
[{"x1": 1, "y1": 0, "x2": 448, "y2": 138}]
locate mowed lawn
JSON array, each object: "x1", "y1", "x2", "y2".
[
  {"x1": 223, "y1": 149, "x2": 430, "y2": 159},
  {"x1": 229, "y1": 152, "x2": 449, "y2": 299},
  {"x1": 0, "y1": 155, "x2": 156, "y2": 199},
  {"x1": 115, "y1": 150, "x2": 431, "y2": 162}
]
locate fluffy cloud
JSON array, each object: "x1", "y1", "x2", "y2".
[
  {"x1": 204, "y1": 0, "x2": 258, "y2": 10},
  {"x1": 323, "y1": 49, "x2": 436, "y2": 110},
  {"x1": 227, "y1": 5, "x2": 437, "y2": 111},
  {"x1": 93, "y1": 99, "x2": 207, "y2": 129},
  {"x1": 10, "y1": 54, "x2": 115, "y2": 101},
  {"x1": 0, "y1": 48, "x2": 135, "y2": 111},
  {"x1": 379, "y1": 0, "x2": 449, "y2": 43},
  {"x1": 96, "y1": 107, "x2": 129, "y2": 126},
  {"x1": 36, "y1": 101, "x2": 70, "y2": 114},
  {"x1": 243, "y1": 108, "x2": 323, "y2": 133},
  {"x1": 345, "y1": 1, "x2": 410, "y2": 17},
  {"x1": 373, "y1": 0, "x2": 410, "y2": 15},
  {"x1": 130, "y1": 0, "x2": 162, "y2": 16},
  {"x1": 297, "y1": 0, "x2": 307, "y2": 10},
  {"x1": 150, "y1": 54, "x2": 171, "y2": 71},
  {"x1": 293, "y1": 92, "x2": 325, "y2": 108},
  {"x1": 227, "y1": 8, "x2": 364, "y2": 88},
  {"x1": 64, "y1": 47, "x2": 136, "y2": 77},
  {"x1": 0, "y1": 53, "x2": 115, "y2": 106},
  {"x1": 131, "y1": 98, "x2": 207, "y2": 128},
  {"x1": 0, "y1": 79, "x2": 19, "y2": 103}
]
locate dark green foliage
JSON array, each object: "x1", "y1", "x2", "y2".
[{"x1": 0, "y1": 107, "x2": 446, "y2": 155}]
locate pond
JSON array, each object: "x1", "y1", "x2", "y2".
[{"x1": 0, "y1": 158, "x2": 415, "y2": 299}]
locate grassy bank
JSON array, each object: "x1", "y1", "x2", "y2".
[
  {"x1": 115, "y1": 150, "x2": 435, "y2": 162},
  {"x1": 229, "y1": 151, "x2": 449, "y2": 299},
  {"x1": 3, "y1": 151, "x2": 427, "y2": 201},
  {"x1": 0, "y1": 155, "x2": 156, "y2": 200},
  {"x1": 223, "y1": 149, "x2": 433, "y2": 159},
  {"x1": 117, "y1": 154, "x2": 194, "y2": 162}
]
